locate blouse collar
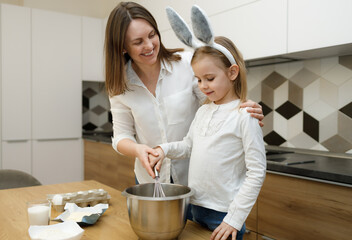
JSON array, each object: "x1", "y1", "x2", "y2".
[
  {"x1": 209, "y1": 99, "x2": 241, "y2": 110},
  {"x1": 126, "y1": 59, "x2": 172, "y2": 87}
]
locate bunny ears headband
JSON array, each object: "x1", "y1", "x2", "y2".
[{"x1": 166, "y1": 5, "x2": 237, "y2": 65}]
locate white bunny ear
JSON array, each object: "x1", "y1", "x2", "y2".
[
  {"x1": 166, "y1": 5, "x2": 237, "y2": 65},
  {"x1": 191, "y1": 5, "x2": 237, "y2": 65},
  {"x1": 191, "y1": 5, "x2": 214, "y2": 45},
  {"x1": 166, "y1": 7, "x2": 201, "y2": 48}
]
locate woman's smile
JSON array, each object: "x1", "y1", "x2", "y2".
[{"x1": 141, "y1": 49, "x2": 154, "y2": 57}]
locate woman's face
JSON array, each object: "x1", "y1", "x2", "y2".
[{"x1": 124, "y1": 18, "x2": 160, "y2": 67}]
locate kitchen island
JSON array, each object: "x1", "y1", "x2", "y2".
[
  {"x1": 82, "y1": 138, "x2": 352, "y2": 239},
  {"x1": 0, "y1": 180, "x2": 212, "y2": 239}
]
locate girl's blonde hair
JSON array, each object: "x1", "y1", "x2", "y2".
[
  {"x1": 104, "y1": 2, "x2": 184, "y2": 96},
  {"x1": 191, "y1": 36, "x2": 247, "y2": 103}
]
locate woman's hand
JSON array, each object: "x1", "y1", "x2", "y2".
[
  {"x1": 135, "y1": 144, "x2": 159, "y2": 178},
  {"x1": 210, "y1": 221, "x2": 238, "y2": 240},
  {"x1": 240, "y1": 99, "x2": 264, "y2": 127},
  {"x1": 148, "y1": 147, "x2": 165, "y2": 177}
]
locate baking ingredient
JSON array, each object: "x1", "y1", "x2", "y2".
[
  {"x1": 52, "y1": 194, "x2": 63, "y2": 205},
  {"x1": 28, "y1": 205, "x2": 50, "y2": 225},
  {"x1": 66, "y1": 211, "x2": 92, "y2": 222}
]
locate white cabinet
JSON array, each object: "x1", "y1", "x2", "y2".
[
  {"x1": 32, "y1": 9, "x2": 82, "y2": 140},
  {"x1": 1, "y1": 141, "x2": 31, "y2": 174},
  {"x1": 82, "y1": 16, "x2": 104, "y2": 82},
  {"x1": 288, "y1": 0, "x2": 352, "y2": 53},
  {"x1": 157, "y1": 0, "x2": 288, "y2": 59},
  {"x1": 204, "y1": 0, "x2": 287, "y2": 60},
  {"x1": 195, "y1": 0, "x2": 257, "y2": 16},
  {"x1": 32, "y1": 139, "x2": 83, "y2": 185},
  {"x1": 1, "y1": 4, "x2": 31, "y2": 141},
  {"x1": 135, "y1": 0, "x2": 195, "y2": 32},
  {"x1": 0, "y1": 5, "x2": 83, "y2": 185},
  {"x1": 158, "y1": 0, "x2": 352, "y2": 60}
]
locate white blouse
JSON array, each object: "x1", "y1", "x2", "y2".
[
  {"x1": 109, "y1": 51, "x2": 206, "y2": 185},
  {"x1": 160, "y1": 100, "x2": 266, "y2": 230}
]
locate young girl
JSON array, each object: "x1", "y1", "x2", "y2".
[
  {"x1": 149, "y1": 36, "x2": 266, "y2": 240},
  {"x1": 105, "y1": 1, "x2": 264, "y2": 185}
]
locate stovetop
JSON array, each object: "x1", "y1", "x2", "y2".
[{"x1": 265, "y1": 146, "x2": 352, "y2": 186}]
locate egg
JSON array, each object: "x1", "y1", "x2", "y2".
[{"x1": 52, "y1": 194, "x2": 63, "y2": 205}]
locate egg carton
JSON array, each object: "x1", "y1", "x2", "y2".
[{"x1": 47, "y1": 189, "x2": 111, "y2": 212}]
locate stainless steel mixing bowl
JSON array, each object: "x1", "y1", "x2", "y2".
[{"x1": 122, "y1": 183, "x2": 194, "y2": 240}]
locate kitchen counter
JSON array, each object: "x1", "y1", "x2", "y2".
[
  {"x1": 266, "y1": 145, "x2": 352, "y2": 187},
  {"x1": 0, "y1": 180, "x2": 212, "y2": 239},
  {"x1": 83, "y1": 133, "x2": 352, "y2": 187},
  {"x1": 83, "y1": 131, "x2": 112, "y2": 143}
]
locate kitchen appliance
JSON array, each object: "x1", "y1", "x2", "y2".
[
  {"x1": 153, "y1": 168, "x2": 165, "y2": 198},
  {"x1": 266, "y1": 152, "x2": 317, "y2": 165},
  {"x1": 122, "y1": 183, "x2": 193, "y2": 240}
]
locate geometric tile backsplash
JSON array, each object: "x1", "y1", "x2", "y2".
[
  {"x1": 82, "y1": 81, "x2": 112, "y2": 132},
  {"x1": 81, "y1": 55, "x2": 352, "y2": 154},
  {"x1": 248, "y1": 54, "x2": 352, "y2": 153}
]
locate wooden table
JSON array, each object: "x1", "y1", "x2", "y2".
[{"x1": 0, "y1": 180, "x2": 212, "y2": 239}]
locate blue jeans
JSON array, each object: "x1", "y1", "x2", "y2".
[{"x1": 187, "y1": 204, "x2": 246, "y2": 240}]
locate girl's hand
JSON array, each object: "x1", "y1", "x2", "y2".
[
  {"x1": 210, "y1": 221, "x2": 238, "y2": 240},
  {"x1": 148, "y1": 147, "x2": 165, "y2": 177},
  {"x1": 135, "y1": 144, "x2": 159, "y2": 177},
  {"x1": 240, "y1": 99, "x2": 264, "y2": 127}
]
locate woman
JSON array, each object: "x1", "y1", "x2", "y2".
[{"x1": 104, "y1": 2, "x2": 264, "y2": 185}]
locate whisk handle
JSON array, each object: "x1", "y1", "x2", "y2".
[{"x1": 154, "y1": 167, "x2": 160, "y2": 178}]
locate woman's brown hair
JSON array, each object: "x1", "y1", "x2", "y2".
[
  {"x1": 191, "y1": 36, "x2": 247, "y2": 103},
  {"x1": 105, "y1": 1, "x2": 183, "y2": 96}
]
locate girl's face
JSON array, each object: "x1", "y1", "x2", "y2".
[
  {"x1": 124, "y1": 18, "x2": 160, "y2": 67},
  {"x1": 192, "y1": 56, "x2": 238, "y2": 105}
]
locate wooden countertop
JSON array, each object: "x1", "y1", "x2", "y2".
[{"x1": 0, "y1": 180, "x2": 212, "y2": 239}]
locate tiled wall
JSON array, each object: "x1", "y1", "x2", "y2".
[
  {"x1": 82, "y1": 55, "x2": 352, "y2": 153},
  {"x1": 247, "y1": 55, "x2": 352, "y2": 153},
  {"x1": 82, "y1": 82, "x2": 112, "y2": 132}
]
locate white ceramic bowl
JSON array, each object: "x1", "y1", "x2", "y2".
[{"x1": 28, "y1": 221, "x2": 84, "y2": 240}]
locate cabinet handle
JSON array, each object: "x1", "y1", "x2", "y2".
[
  {"x1": 5, "y1": 139, "x2": 29, "y2": 143},
  {"x1": 261, "y1": 236, "x2": 275, "y2": 240},
  {"x1": 245, "y1": 229, "x2": 251, "y2": 234},
  {"x1": 36, "y1": 138, "x2": 80, "y2": 142}
]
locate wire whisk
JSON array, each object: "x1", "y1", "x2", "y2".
[{"x1": 153, "y1": 167, "x2": 165, "y2": 198}]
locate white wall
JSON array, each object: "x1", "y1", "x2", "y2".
[{"x1": 0, "y1": 0, "x2": 121, "y2": 18}]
